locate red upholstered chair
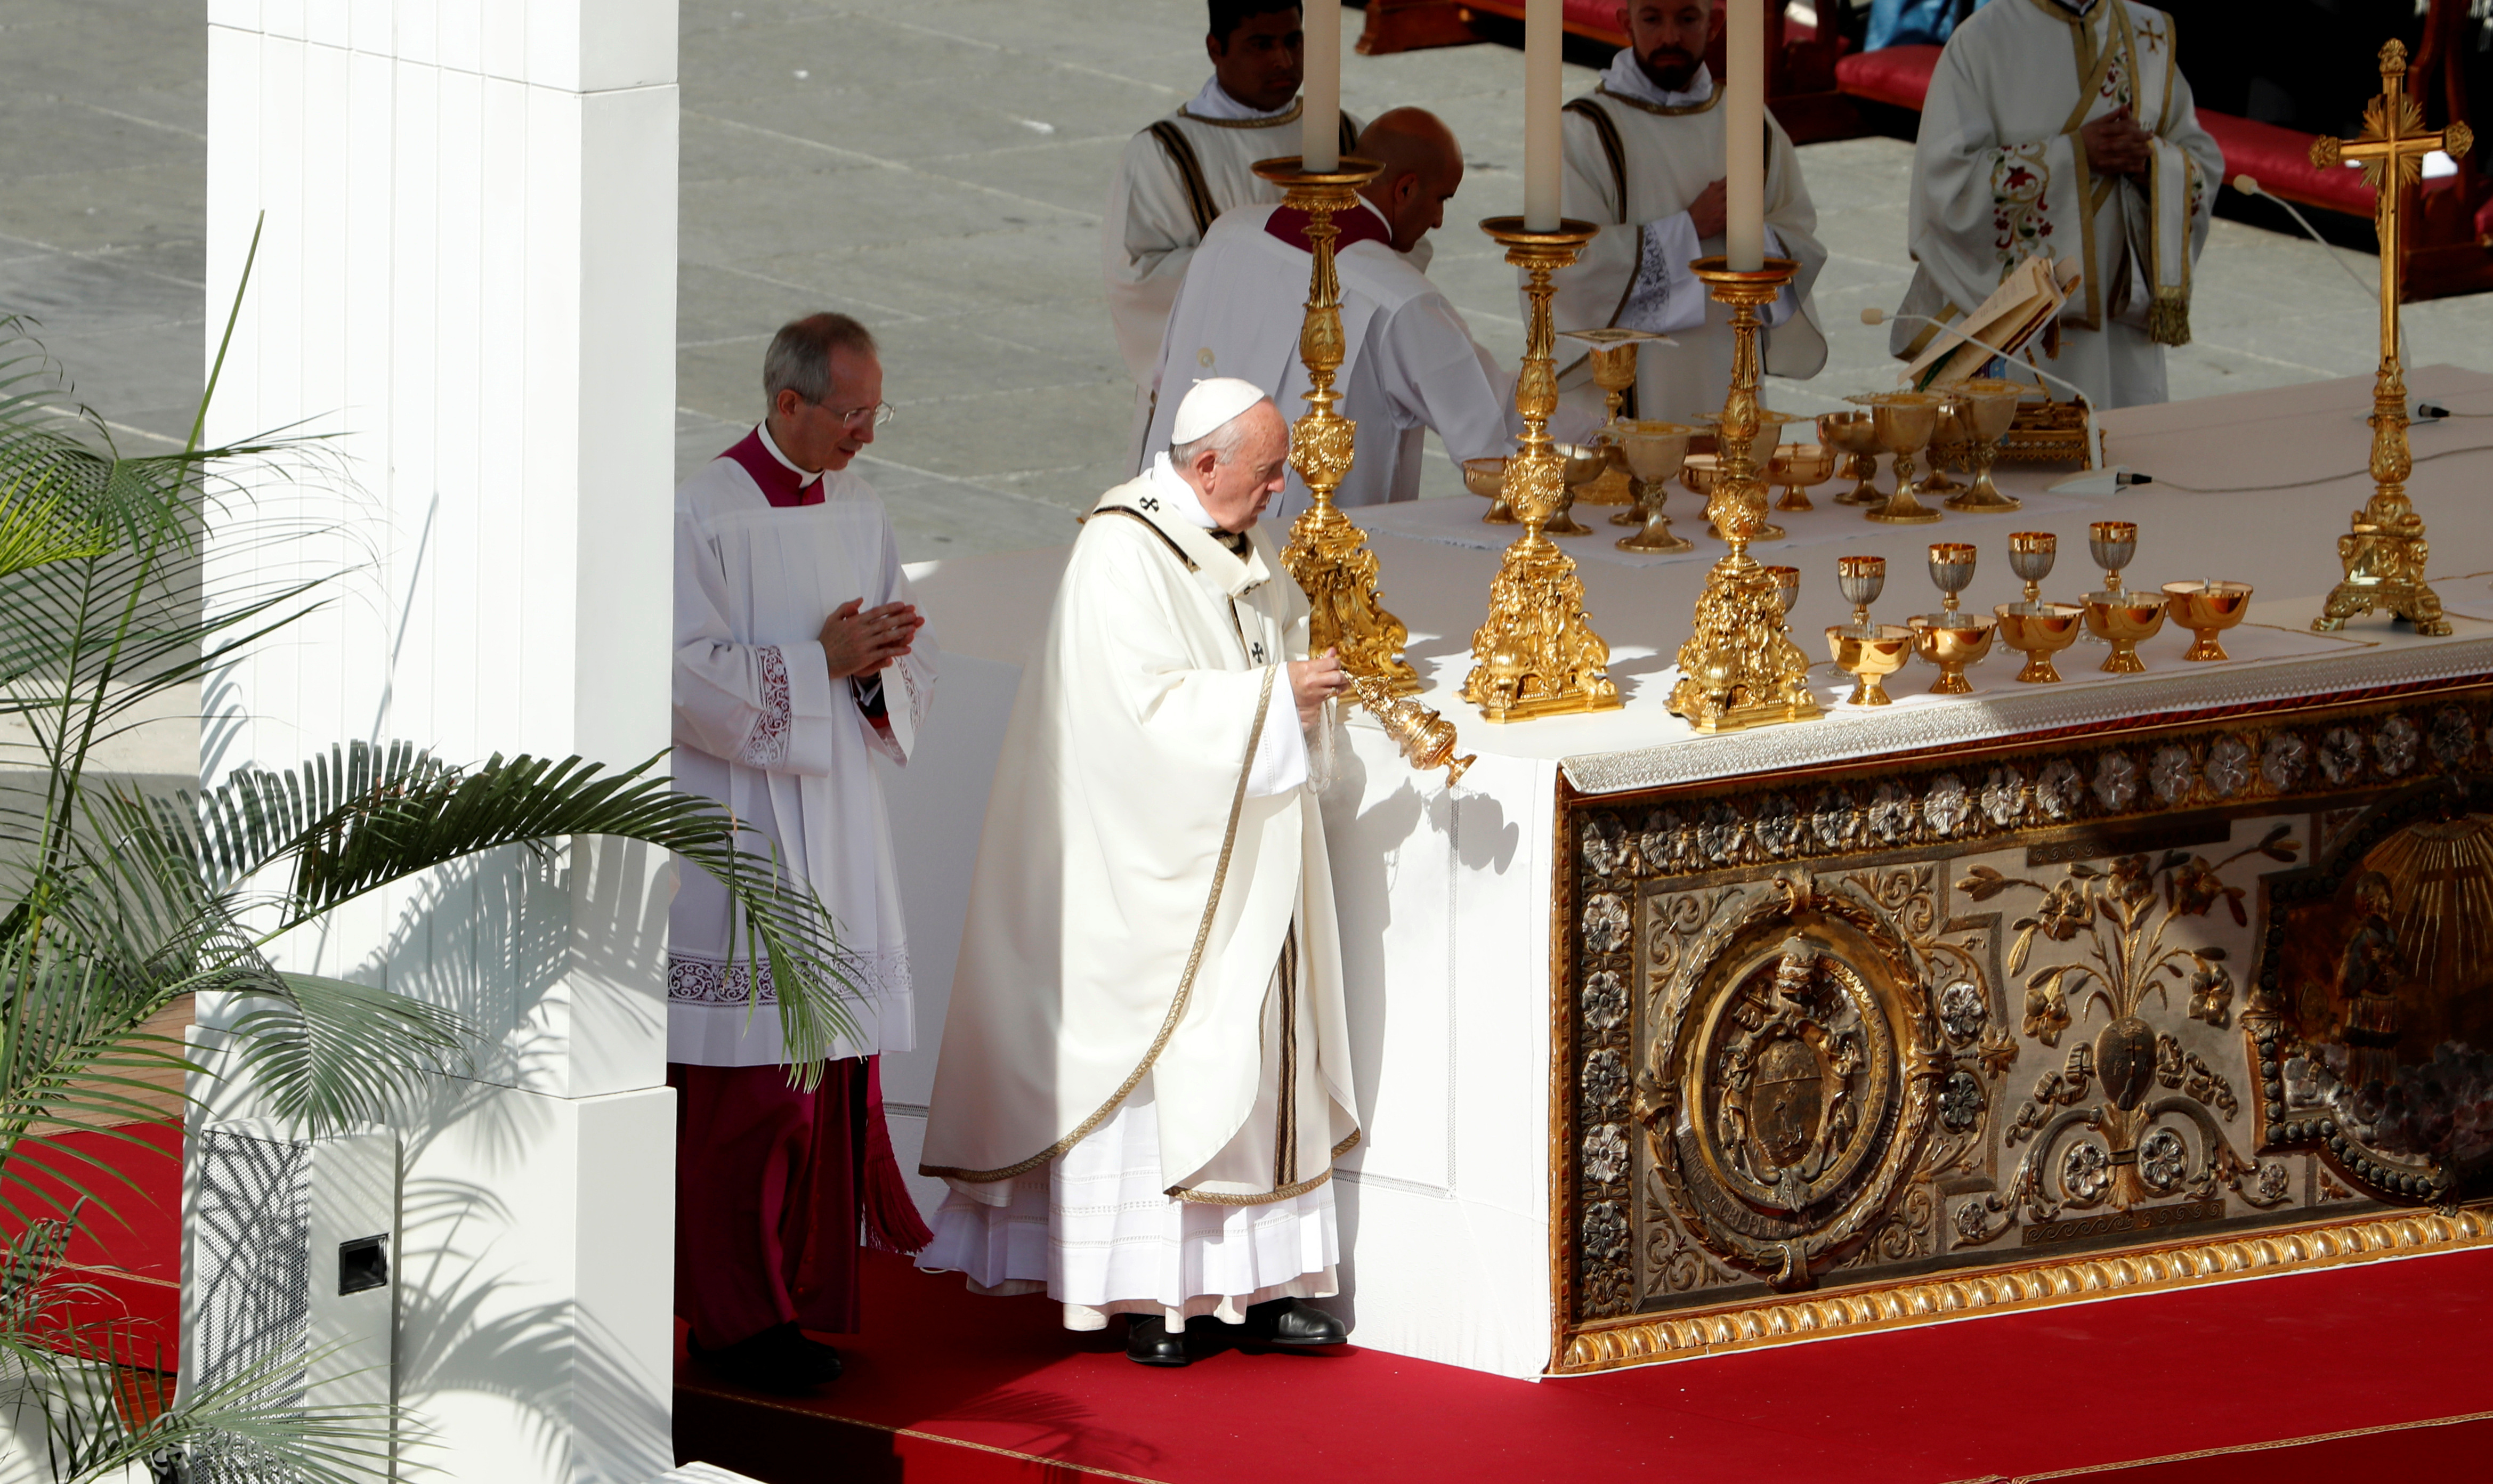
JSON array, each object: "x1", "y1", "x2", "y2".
[{"x1": 1833, "y1": 42, "x2": 1940, "y2": 111}]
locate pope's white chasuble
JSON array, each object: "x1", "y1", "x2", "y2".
[
  {"x1": 670, "y1": 428, "x2": 936, "y2": 1067},
  {"x1": 1146, "y1": 201, "x2": 1515, "y2": 524},
  {"x1": 1104, "y1": 80, "x2": 1362, "y2": 443},
  {"x1": 1548, "y1": 54, "x2": 1830, "y2": 425},
  {"x1": 919, "y1": 471, "x2": 1358, "y2": 1324},
  {"x1": 1895, "y1": 0, "x2": 2220, "y2": 408}
]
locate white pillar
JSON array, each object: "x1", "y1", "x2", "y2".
[{"x1": 201, "y1": 3, "x2": 679, "y2": 1480}]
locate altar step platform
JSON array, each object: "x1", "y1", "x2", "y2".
[{"x1": 672, "y1": 1247, "x2": 2493, "y2": 1482}]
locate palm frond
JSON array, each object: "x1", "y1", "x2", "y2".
[{"x1": 213, "y1": 976, "x2": 467, "y2": 1136}]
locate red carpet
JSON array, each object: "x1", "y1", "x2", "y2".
[{"x1": 676, "y1": 1243, "x2": 2493, "y2": 1483}]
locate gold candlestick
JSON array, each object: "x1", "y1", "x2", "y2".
[
  {"x1": 1666, "y1": 257, "x2": 1823, "y2": 734},
  {"x1": 2310, "y1": 41, "x2": 2464, "y2": 637},
  {"x1": 1462, "y1": 216, "x2": 1621, "y2": 722},
  {"x1": 1258, "y1": 156, "x2": 1424, "y2": 693}
]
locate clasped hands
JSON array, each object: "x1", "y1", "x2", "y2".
[
  {"x1": 820, "y1": 597, "x2": 924, "y2": 680},
  {"x1": 2080, "y1": 106, "x2": 2156, "y2": 181}
]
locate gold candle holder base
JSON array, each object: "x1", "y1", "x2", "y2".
[
  {"x1": 1258, "y1": 155, "x2": 1421, "y2": 695},
  {"x1": 2165, "y1": 580, "x2": 2253, "y2": 661},
  {"x1": 1994, "y1": 602, "x2": 2084, "y2": 683},
  {"x1": 1667, "y1": 257, "x2": 1823, "y2": 734},
  {"x1": 1463, "y1": 217, "x2": 1621, "y2": 722}
]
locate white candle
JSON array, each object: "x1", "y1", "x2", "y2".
[
  {"x1": 1524, "y1": 0, "x2": 1562, "y2": 231},
  {"x1": 1725, "y1": 0, "x2": 1766, "y2": 269},
  {"x1": 1304, "y1": 0, "x2": 1341, "y2": 172}
]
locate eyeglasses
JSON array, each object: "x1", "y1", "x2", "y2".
[{"x1": 815, "y1": 398, "x2": 896, "y2": 431}]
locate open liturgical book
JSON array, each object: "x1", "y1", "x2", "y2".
[{"x1": 1905, "y1": 255, "x2": 2084, "y2": 392}]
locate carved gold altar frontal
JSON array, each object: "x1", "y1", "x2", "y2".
[{"x1": 1553, "y1": 682, "x2": 2493, "y2": 1373}]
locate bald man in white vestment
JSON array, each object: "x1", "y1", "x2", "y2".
[
  {"x1": 1547, "y1": 1, "x2": 1828, "y2": 424},
  {"x1": 1105, "y1": 0, "x2": 1362, "y2": 457},
  {"x1": 920, "y1": 380, "x2": 1359, "y2": 1368},
  {"x1": 1891, "y1": 0, "x2": 2220, "y2": 408},
  {"x1": 1144, "y1": 108, "x2": 1523, "y2": 525}
]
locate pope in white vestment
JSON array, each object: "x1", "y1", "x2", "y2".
[
  {"x1": 1547, "y1": 40, "x2": 1829, "y2": 425},
  {"x1": 1143, "y1": 108, "x2": 1519, "y2": 524},
  {"x1": 921, "y1": 382, "x2": 1358, "y2": 1366},
  {"x1": 1893, "y1": 0, "x2": 2221, "y2": 408},
  {"x1": 1104, "y1": 1, "x2": 1363, "y2": 459}
]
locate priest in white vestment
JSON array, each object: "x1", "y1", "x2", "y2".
[
  {"x1": 1547, "y1": 2, "x2": 1828, "y2": 425},
  {"x1": 671, "y1": 313, "x2": 938, "y2": 1392},
  {"x1": 920, "y1": 380, "x2": 1359, "y2": 1368},
  {"x1": 1892, "y1": 0, "x2": 2221, "y2": 408},
  {"x1": 1144, "y1": 108, "x2": 1526, "y2": 524},
  {"x1": 1104, "y1": 0, "x2": 1363, "y2": 460}
]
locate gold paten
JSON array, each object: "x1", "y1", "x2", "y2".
[
  {"x1": 2310, "y1": 41, "x2": 2464, "y2": 637},
  {"x1": 1463, "y1": 217, "x2": 1622, "y2": 723},
  {"x1": 1665, "y1": 257, "x2": 1823, "y2": 734},
  {"x1": 1256, "y1": 156, "x2": 1424, "y2": 695}
]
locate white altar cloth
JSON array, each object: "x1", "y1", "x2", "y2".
[{"x1": 872, "y1": 367, "x2": 2493, "y2": 1379}]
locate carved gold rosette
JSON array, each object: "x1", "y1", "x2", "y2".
[
  {"x1": 1666, "y1": 258, "x2": 1821, "y2": 733},
  {"x1": 1463, "y1": 217, "x2": 1621, "y2": 723},
  {"x1": 1254, "y1": 156, "x2": 1427, "y2": 693}
]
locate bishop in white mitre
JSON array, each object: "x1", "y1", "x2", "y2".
[
  {"x1": 1144, "y1": 108, "x2": 1521, "y2": 524},
  {"x1": 920, "y1": 380, "x2": 1358, "y2": 1368},
  {"x1": 670, "y1": 313, "x2": 937, "y2": 1392},
  {"x1": 1105, "y1": 0, "x2": 1362, "y2": 459},
  {"x1": 1548, "y1": 2, "x2": 1828, "y2": 425},
  {"x1": 1892, "y1": 0, "x2": 2221, "y2": 408}
]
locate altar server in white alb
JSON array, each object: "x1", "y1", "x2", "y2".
[
  {"x1": 1145, "y1": 108, "x2": 1518, "y2": 523},
  {"x1": 670, "y1": 313, "x2": 936, "y2": 1392},
  {"x1": 921, "y1": 380, "x2": 1358, "y2": 1368},
  {"x1": 1893, "y1": 0, "x2": 2221, "y2": 408},
  {"x1": 1548, "y1": 0, "x2": 1828, "y2": 424},
  {"x1": 1105, "y1": 0, "x2": 1361, "y2": 453}
]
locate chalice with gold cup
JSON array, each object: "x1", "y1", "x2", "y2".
[
  {"x1": 1940, "y1": 378, "x2": 2026, "y2": 513},
  {"x1": 1828, "y1": 554, "x2": 1915, "y2": 705},
  {"x1": 1464, "y1": 455, "x2": 1517, "y2": 524},
  {"x1": 2164, "y1": 580, "x2": 2254, "y2": 662},
  {"x1": 1855, "y1": 392, "x2": 1945, "y2": 525},
  {"x1": 1992, "y1": 531, "x2": 2083, "y2": 683},
  {"x1": 1767, "y1": 442, "x2": 1838, "y2": 513},
  {"x1": 2082, "y1": 520, "x2": 2165, "y2": 674},
  {"x1": 1818, "y1": 410, "x2": 1884, "y2": 507},
  {"x1": 1907, "y1": 541, "x2": 1995, "y2": 695},
  {"x1": 1614, "y1": 419, "x2": 1694, "y2": 553},
  {"x1": 1557, "y1": 328, "x2": 1663, "y2": 513},
  {"x1": 1545, "y1": 442, "x2": 1610, "y2": 536}
]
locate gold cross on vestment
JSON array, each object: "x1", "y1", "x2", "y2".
[{"x1": 2308, "y1": 40, "x2": 2469, "y2": 637}]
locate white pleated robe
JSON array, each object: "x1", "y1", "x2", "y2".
[{"x1": 1892, "y1": 0, "x2": 2220, "y2": 408}]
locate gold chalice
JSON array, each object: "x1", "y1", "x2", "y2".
[
  {"x1": 2083, "y1": 520, "x2": 2164, "y2": 672},
  {"x1": 1856, "y1": 392, "x2": 1944, "y2": 525},
  {"x1": 1827, "y1": 553, "x2": 1913, "y2": 704},
  {"x1": 1819, "y1": 410, "x2": 1884, "y2": 507},
  {"x1": 1763, "y1": 564, "x2": 1801, "y2": 615},
  {"x1": 1614, "y1": 419, "x2": 1694, "y2": 553},
  {"x1": 1545, "y1": 441, "x2": 1609, "y2": 536},
  {"x1": 1994, "y1": 603, "x2": 2085, "y2": 683},
  {"x1": 1559, "y1": 329, "x2": 1661, "y2": 509},
  {"x1": 1835, "y1": 553, "x2": 1886, "y2": 636},
  {"x1": 1464, "y1": 455, "x2": 1517, "y2": 524},
  {"x1": 1767, "y1": 443, "x2": 1838, "y2": 513},
  {"x1": 2005, "y1": 530, "x2": 2058, "y2": 609},
  {"x1": 2164, "y1": 580, "x2": 2254, "y2": 662},
  {"x1": 1941, "y1": 378, "x2": 2026, "y2": 512},
  {"x1": 1923, "y1": 401, "x2": 1972, "y2": 500},
  {"x1": 1906, "y1": 542, "x2": 1994, "y2": 694}
]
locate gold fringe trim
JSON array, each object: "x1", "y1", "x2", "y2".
[{"x1": 2148, "y1": 287, "x2": 2191, "y2": 347}]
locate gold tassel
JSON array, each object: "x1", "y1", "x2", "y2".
[{"x1": 2149, "y1": 288, "x2": 2191, "y2": 347}]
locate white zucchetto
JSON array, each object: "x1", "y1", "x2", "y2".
[{"x1": 1170, "y1": 377, "x2": 1270, "y2": 444}]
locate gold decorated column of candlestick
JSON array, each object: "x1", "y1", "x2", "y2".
[
  {"x1": 1462, "y1": 216, "x2": 1622, "y2": 722},
  {"x1": 2310, "y1": 40, "x2": 2466, "y2": 637},
  {"x1": 1256, "y1": 155, "x2": 1426, "y2": 691},
  {"x1": 1666, "y1": 257, "x2": 1824, "y2": 734}
]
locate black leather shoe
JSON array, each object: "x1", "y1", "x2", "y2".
[
  {"x1": 1125, "y1": 1315, "x2": 1191, "y2": 1367},
  {"x1": 1243, "y1": 1298, "x2": 1347, "y2": 1347},
  {"x1": 690, "y1": 1321, "x2": 843, "y2": 1391}
]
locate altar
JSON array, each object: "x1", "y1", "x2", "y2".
[{"x1": 875, "y1": 364, "x2": 2493, "y2": 1381}]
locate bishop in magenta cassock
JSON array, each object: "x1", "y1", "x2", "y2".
[
  {"x1": 920, "y1": 379, "x2": 1359, "y2": 1368},
  {"x1": 669, "y1": 313, "x2": 937, "y2": 1392}
]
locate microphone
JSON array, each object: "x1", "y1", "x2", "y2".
[
  {"x1": 2231, "y1": 174, "x2": 2446, "y2": 420},
  {"x1": 1858, "y1": 308, "x2": 2139, "y2": 490}
]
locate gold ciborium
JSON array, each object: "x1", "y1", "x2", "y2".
[
  {"x1": 1819, "y1": 410, "x2": 1884, "y2": 506},
  {"x1": 1463, "y1": 216, "x2": 1621, "y2": 721},
  {"x1": 1464, "y1": 455, "x2": 1517, "y2": 524},
  {"x1": 1614, "y1": 419, "x2": 1694, "y2": 553},
  {"x1": 2082, "y1": 520, "x2": 2164, "y2": 674},
  {"x1": 1546, "y1": 441, "x2": 1610, "y2": 536},
  {"x1": 1256, "y1": 155, "x2": 1420, "y2": 693},
  {"x1": 1767, "y1": 442, "x2": 1837, "y2": 513},
  {"x1": 1666, "y1": 256, "x2": 1822, "y2": 733},
  {"x1": 2164, "y1": 580, "x2": 2254, "y2": 661},
  {"x1": 1906, "y1": 542, "x2": 1994, "y2": 695},
  {"x1": 1940, "y1": 378, "x2": 2026, "y2": 513},
  {"x1": 1994, "y1": 603, "x2": 2085, "y2": 683},
  {"x1": 1857, "y1": 392, "x2": 1945, "y2": 524},
  {"x1": 1560, "y1": 328, "x2": 1663, "y2": 510}
]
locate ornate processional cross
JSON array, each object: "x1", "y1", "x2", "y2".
[{"x1": 2310, "y1": 40, "x2": 2472, "y2": 636}]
